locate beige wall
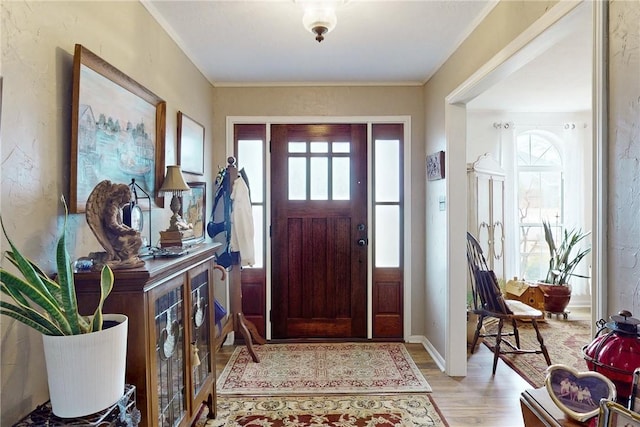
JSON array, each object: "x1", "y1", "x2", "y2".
[
  {"x1": 0, "y1": 1, "x2": 216, "y2": 424},
  {"x1": 422, "y1": 0, "x2": 558, "y2": 359},
  {"x1": 212, "y1": 85, "x2": 426, "y2": 334}
]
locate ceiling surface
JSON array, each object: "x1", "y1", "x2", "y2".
[
  {"x1": 143, "y1": 0, "x2": 496, "y2": 85},
  {"x1": 143, "y1": 0, "x2": 592, "y2": 112}
]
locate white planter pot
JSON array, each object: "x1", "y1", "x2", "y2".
[{"x1": 42, "y1": 314, "x2": 128, "y2": 418}]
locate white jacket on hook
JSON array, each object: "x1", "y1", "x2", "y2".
[{"x1": 230, "y1": 176, "x2": 255, "y2": 266}]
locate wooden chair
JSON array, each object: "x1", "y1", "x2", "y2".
[{"x1": 466, "y1": 232, "x2": 551, "y2": 375}]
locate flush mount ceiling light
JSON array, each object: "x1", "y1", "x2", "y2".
[
  {"x1": 302, "y1": 7, "x2": 337, "y2": 42},
  {"x1": 296, "y1": 0, "x2": 347, "y2": 43}
]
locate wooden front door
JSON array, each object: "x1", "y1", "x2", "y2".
[{"x1": 271, "y1": 124, "x2": 368, "y2": 339}]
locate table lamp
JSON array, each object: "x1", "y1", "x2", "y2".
[{"x1": 158, "y1": 166, "x2": 192, "y2": 247}]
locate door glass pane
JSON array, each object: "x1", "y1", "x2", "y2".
[
  {"x1": 289, "y1": 142, "x2": 306, "y2": 153},
  {"x1": 375, "y1": 139, "x2": 400, "y2": 202},
  {"x1": 332, "y1": 142, "x2": 350, "y2": 153},
  {"x1": 310, "y1": 142, "x2": 328, "y2": 153},
  {"x1": 332, "y1": 157, "x2": 350, "y2": 200},
  {"x1": 155, "y1": 286, "x2": 186, "y2": 426},
  {"x1": 310, "y1": 157, "x2": 328, "y2": 200},
  {"x1": 288, "y1": 157, "x2": 306, "y2": 200},
  {"x1": 375, "y1": 205, "x2": 400, "y2": 267},
  {"x1": 238, "y1": 139, "x2": 263, "y2": 203}
]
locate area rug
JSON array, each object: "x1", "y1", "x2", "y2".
[
  {"x1": 483, "y1": 317, "x2": 593, "y2": 387},
  {"x1": 216, "y1": 342, "x2": 432, "y2": 395},
  {"x1": 196, "y1": 394, "x2": 448, "y2": 427}
]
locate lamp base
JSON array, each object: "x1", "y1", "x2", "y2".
[{"x1": 159, "y1": 229, "x2": 196, "y2": 249}]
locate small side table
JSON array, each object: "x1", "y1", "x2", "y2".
[
  {"x1": 13, "y1": 384, "x2": 140, "y2": 427},
  {"x1": 520, "y1": 387, "x2": 596, "y2": 427}
]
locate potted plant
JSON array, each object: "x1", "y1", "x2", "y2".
[
  {"x1": 0, "y1": 197, "x2": 127, "y2": 418},
  {"x1": 537, "y1": 220, "x2": 591, "y2": 314}
]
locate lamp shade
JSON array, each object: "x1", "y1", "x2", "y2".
[{"x1": 158, "y1": 165, "x2": 190, "y2": 194}]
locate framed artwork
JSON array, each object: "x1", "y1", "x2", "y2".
[
  {"x1": 545, "y1": 364, "x2": 617, "y2": 422},
  {"x1": 177, "y1": 112, "x2": 205, "y2": 176},
  {"x1": 180, "y1": 182, "x2": 206, "y2": 244},
  {"x1": 597, "y1": 400, "x2": 640, "y2": 427},
  {"x1": 70, "y1": 44, "x2": 166, "y2": 213},
  {"x1": 427, "y1": 150, "x2": 445, "y2": 181}
]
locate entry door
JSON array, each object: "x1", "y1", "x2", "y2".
[{"x1": 271, "y1": 124, "x2": 368, "y2": 339}]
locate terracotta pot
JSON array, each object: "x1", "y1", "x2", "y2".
[{"x1": 537, "y1": 283, "x2": 572, "y2": 313}]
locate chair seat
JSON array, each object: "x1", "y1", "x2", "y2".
[{"x1": 505, "y1": 300, "x2": 544, "y2": 319}]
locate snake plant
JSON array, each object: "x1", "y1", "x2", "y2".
[
  {"x1": 0, "y1": 197, "x2": 114, "y2": 335},
  {"x1": 542, "y1": 220, "x2": 591, "y2": 286}
]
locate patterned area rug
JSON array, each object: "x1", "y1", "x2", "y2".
[
  {"x1": 216, "y1": 342, "x2": 432, "y2": 395},
  {"x1": 197, "y1": 394, "x2": 448, "y2": 427},
  {"x1": 483, "y1": 317, "x2": 593, "y2": 387}
]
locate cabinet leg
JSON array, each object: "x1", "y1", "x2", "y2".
[{"x1": 206, "y1": 391, "x2": 216, "y2": 419}]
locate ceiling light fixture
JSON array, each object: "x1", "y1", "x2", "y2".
[
  {"x1": 296, "y1": 0, "x2": 347, "y2": 43},
  {"x1": 302, "y1": 7, "x2": 337, "y2": 42}
]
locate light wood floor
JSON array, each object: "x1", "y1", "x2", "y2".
[{"x1": 215, "y1": 341, "x2": 536, "y2": 427}]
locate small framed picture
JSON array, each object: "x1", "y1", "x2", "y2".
[
  {"x1": 180, "y1": 182, "x2": 206, "y2": 244},
  {"x1": 545, "y1": 364, "x2": 617, "y2": 422},
  {"x1": 178, "y1": 112, "x2": 205, "y2": 176},
  {"x1": 427, "y1": 150, "x2": 445, "y2": 181},
  {"x1": 597, "y1": 399, "x2": 640, "y2": 427}
]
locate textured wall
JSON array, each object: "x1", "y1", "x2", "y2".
[
  {"x1": 0, "y1": 2, "x2": 215, "y2": 424},
  {"x1": 608, "y1": 0, "x2": 640, "y2": 315}
]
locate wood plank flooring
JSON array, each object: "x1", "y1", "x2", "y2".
[{"x1": 215, "y1": 341, "x2": 535, "y2": 427}]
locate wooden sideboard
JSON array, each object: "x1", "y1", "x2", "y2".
[
  {"x1": 521, "y1": 387, "x2": 596, "y2": 427},
  {"x1": 75, "y1": 242, "x2": 220, "y2": 427}
]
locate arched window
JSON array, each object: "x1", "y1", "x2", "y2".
[{"x1": 516, "y1": 131, "x2": 564, "y2": 281}]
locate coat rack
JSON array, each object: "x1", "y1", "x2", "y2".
[{"x1": 215, "y1": 157, "x2": 265, "y2": 362}]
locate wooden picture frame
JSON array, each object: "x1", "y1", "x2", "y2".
[
  {"x1": 597, "y1": 399, "x2": 640, "y2": 427},
  {"x1": 180, "y1": 182, "x2": 206, "y2": 244},
  {"x1": 177, "y1": 112, "x2": 205, "y2": 176},
  {"x1": 427, "y1": 150, "x2": 445, "y2": 181},
  {"x1": 70, "y1": 44, "x2": 166, "y2": 213}
]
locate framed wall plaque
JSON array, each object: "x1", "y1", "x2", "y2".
[{"x1": 427, "y1": 150, "x2": 445, "y2": 181}]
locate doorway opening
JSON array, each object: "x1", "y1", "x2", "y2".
[{"x1": 444, "y1": 1, "x2": 606, "y2": 376}]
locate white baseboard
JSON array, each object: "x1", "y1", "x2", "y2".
[{"x1": 407, "y1": 335, "x2": 446, "y2": 372}]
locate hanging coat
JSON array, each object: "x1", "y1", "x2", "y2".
[{"x1": 230, "y1": 175, "x2": 255, "y2": 266}]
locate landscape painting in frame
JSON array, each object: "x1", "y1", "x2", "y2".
[
  {"x1": 70, "y1": 44, "x2": 166, "y2": 213},
  {"x1": 180, "y1": 182, "x2": 206, "y2": 244}
]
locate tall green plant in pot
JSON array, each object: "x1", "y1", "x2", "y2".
[
  {"x1": 538, "y1": 220, "x2": 591, "y2": 314},
  {"x1": 0, "y1": 198, "x2": 128, "y2": 418}
]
